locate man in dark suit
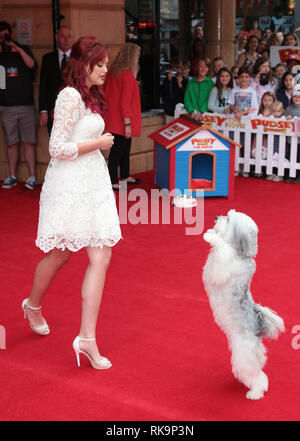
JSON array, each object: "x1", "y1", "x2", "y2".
[{"x1": 39, "y1": 26, "x2": 73, "y2": 135}]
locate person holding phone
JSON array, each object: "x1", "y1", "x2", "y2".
[
  {"x1": 162, "y1": 58, "x2": 188, "y2": 124},
  {"x1": 250, "y1": 56, "x2": 275, "y2": 104}
]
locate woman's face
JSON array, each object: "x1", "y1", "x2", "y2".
[
  {"x1": 285, "y1": 34, "x2": 297, "y2": 46},
  {"x1": 219, "y1": 71, "x2": 231, "y2": 87},
  {"x1": 248, "y1": 37, "x2": 258, "y2": 50},
  {"x1": 259, "y1": 61, "x2": 270, "y2": 74},
  {"x1": 85, "y1": 55, "x2": 109, "y2": 88},
  {"x1": 239, "y1": 35, "x2": 248, "y2": 46},
  {"x1": 258, "y1": 40, "x2": 267, "y2": 51},
  {"x1": 263, "y1": 29, "x2": 272, "y2": 39}
]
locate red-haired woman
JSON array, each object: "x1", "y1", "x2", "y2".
[
  {"x1": 22, "y1": 36, "x2": 121, "y2": 369},
  {"x1": 104, "y1": 43, "x2": 141, "y2": 190}
]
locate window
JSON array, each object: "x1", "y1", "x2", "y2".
[{"x1": 125, "y1": 0, "x2": 190, "y2": 110}]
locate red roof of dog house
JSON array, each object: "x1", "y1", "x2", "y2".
[{"x1": 149, "y1": 114, "x2": 241, "y2": 149}]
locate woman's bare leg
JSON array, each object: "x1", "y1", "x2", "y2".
[
  {"x1": 26, "y1": 248, "x2": 72, "y2": 327},
  {"x1": 78, "y1": 245, "x2": 112, "y2": 359}
]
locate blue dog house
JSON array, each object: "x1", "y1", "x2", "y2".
[{"x1": 149, "y1": 115, "x2": 241, "y2": 199}]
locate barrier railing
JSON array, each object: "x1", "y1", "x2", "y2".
[{"x1": 174, "y1": 105, "x2": 300, "y2": 178}]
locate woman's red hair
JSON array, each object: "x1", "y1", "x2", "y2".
[{"x1": 62, "y1": 36, "x2": 108, "y2": 115}]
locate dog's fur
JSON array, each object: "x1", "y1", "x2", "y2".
[{"x1": 202, "y1": 209, "x2": 285, "y2": 400}]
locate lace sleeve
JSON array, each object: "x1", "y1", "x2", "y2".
[{"x1": 49, "y1": 87, "x2": 82, "y2": 160}]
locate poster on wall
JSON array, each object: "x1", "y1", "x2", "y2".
[
  {"x1": 259, "y1": 16, "x2": 271, "y2": 31},
  {"x1": 270, "y1": 45, "x2": 300, "y2": 68},
  {"x1": 16, "y1": 18, "x2": 32, "y2": 45}
]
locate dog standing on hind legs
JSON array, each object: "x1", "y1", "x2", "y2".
[{"x1": 202, "y1": 210, "x2": 285, "y2": 400}]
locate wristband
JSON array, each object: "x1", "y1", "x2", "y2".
[{"x1": 124, "y1": 122, "x2": 131, "y2": 126}]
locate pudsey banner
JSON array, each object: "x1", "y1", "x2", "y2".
[{"x1": 199, "y1": 113, "x2": 296, "y2": 136}]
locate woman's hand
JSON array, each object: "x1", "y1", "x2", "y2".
[
  {"x1": 98, "y1": 133, "x2": 114, "y2": 150},
  {"x1": 124, "y1": 125, "x2": 132, "y2": 139}
]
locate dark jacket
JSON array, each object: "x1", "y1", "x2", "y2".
[
  {"x1": 162, "y1": 76, "x2": 188, "y2": 116},
  {"x1": 275, "y1": 88, "x2": 292, "y2": 109},
  {"x1": 39, "y1": 50, "x2": 63, "y2": 114}
]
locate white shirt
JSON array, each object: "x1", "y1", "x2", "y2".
[
  {"x1": 228, "y1": 86, "x2": 258, "y2": 116},
  {"x1": 58, "y1": 48, "x2": 71, "y2": 69}
]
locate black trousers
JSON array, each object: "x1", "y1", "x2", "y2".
[{"x1": 108, "y1": 134, "x2": 132, "y2": 184}]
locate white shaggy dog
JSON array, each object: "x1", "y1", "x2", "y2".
[{"x1": 202, "y1": 209, "x2": 285, "y2": 400}]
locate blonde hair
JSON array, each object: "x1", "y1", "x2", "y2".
[
  {"x1": 272, "y1": 100, "x2": 284, "y2": 116},
  {"x1": 109, "y1": 43, "x2": 140, "y2": 77}
]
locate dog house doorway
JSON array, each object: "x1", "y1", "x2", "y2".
[{"x1": 189, "y1": 152, "x2": 216, "y2": 191}]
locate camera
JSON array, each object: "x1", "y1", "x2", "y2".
[{"x1": 259, "y1": 73, "x2": 269, "y2": 86}]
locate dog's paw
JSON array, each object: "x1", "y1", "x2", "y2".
[
  {"x1": 246, "y1": 389, "x2": 265, "y2": 400},
  {"x1": 203, "y1": 230, "x2": 216, "y2": 243}
]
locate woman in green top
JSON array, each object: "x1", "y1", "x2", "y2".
[{"x1": 184, "y1": 58, "x2": 214, "y2": 119}]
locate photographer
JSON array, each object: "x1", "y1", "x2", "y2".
[
  {"x1": 162, "y1": 58, "x2": 188, "y2": 124},
  {"x1": 250, "y1": 56, "x2": 275, "y2": 104},
  {"x1": 0, "y1": 21, "x2": 37, "y2": 190}
]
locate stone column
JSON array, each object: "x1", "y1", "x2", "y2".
[{"x1": 204, "y1": 0, "x2": 236, "y2": 68}]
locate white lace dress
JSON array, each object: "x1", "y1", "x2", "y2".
[{"x1": 36, "y1": 87, "x2": 122, "y2": 253}]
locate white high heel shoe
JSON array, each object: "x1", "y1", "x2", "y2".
[
  {"x1": 72, "y1": 336, "x2": 112, "y2": 370},
  {"x1": 22, "y1": 298, "x2": 50, "y2": 336}
]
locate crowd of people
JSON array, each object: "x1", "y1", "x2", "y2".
[
  {"x1": 0, "y1": 21, "x2": 141, "y2": 191},
  {"x1": 161, "y1": 25, "x2": 300, "y2": 184},
  {"x1": 1, "y1": 20, "x2": 300, "y2": 187}
]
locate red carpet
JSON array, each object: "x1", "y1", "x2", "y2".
[{"x1": 0, "y1": 171, "x2": 300, "y2": 421}]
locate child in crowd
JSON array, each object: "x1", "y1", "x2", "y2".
[
  {"x1": 231, "y1": 65, "x2": 239, "y2": 87},
  {"x1": 284, "y1": 85, "x2": 300, "y2": 183},
  {"x1": 274, "y1": 63, "x2": 287, "y2": 94},
  {"x1": 211, "y1": 56, "x2": 225, "y2": 83},
  {"x1": 276, "y1": 71, "x2": 295, "y2": 109},
  {"x1": 251, "y1": 91, "x2": 275, "y2": 177},
  {"x1": 181, "y1": 60, "x2": 192, "y2": 82},
  {"x1": 162, "y1": 58, "x2": 188, "y2": 124},
  {"x1": 228, "y1": 67, "x2": 259, "y2": 177},
  {"x1": 228, "y1": 66, "x2": 258, "y2": 119},
  {"x1": 208, "y1": 67, "x2": 233, "y2": 114},
  {"x1": 265, "y1": 100, "x2": 286, "y2": 182},
  {"x1": 251, "y1": 56, "x2": 275, "y2": 104},
  {"x1": 184, "y1": 58, "x2": 214, "y2": 120}
]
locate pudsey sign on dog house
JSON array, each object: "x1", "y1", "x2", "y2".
[{"x1": 149, "y1": 115, "x2": 241, "y2": 200}]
